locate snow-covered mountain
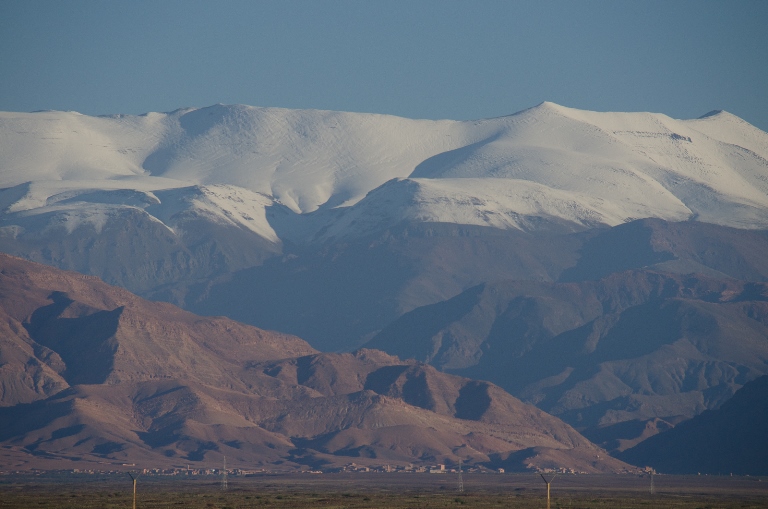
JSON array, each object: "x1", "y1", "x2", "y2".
[
  {"x1": 3, "y1": 103, "x2": 768, "y2": 462},
  {"x1": 1, "y1": 102, "x2": 767, "y2": 248}
]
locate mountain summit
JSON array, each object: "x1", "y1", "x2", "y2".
[{"x1": 1, "y1": 102, "x2": 767, "y2": 247}]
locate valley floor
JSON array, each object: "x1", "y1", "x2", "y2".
[{"x1": 1, "y1": 472, "x2": 767, "y2": 509}]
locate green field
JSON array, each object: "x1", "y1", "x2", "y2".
[{"x1": 1, "y1": 472, "x2": 766, "y2": 509}]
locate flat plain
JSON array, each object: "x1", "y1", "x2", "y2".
[{"x1": 1, "y1": 472, "x2": 767, "y2": 509}]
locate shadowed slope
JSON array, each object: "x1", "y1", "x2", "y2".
[
  {"x1": 367, "y1": 269, "x2": 768, "y2": 449},
  {"x1": 619, "y1": 376, "x2": 768, "y2": 474}
]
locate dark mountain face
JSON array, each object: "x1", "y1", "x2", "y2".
[
  {"x1": 365, "y1": 270, "x2": 768, "y2": 450},
  {"x1": 560, "y1": 218, "x2": 768, "y2": 283},
  {"x1": 186, "y1": 222, "x2": 584, "y2": 351},
  {"x1": 4, "y1": 214, "x2": 768, "y2": 463},
  {"x1": 5, "y1": 215, "x2": 768, "y2": 458},
  {"x1": 182, "y1": 219, "x2": 768, "y2": 353},
  {"x1": 618, "y1": 375, "x2": 768, "y2": 475},
  {"x1": 0, "y1": 254, "x2": 629, "y2": 473},
  {"x1": 5, "y1": 213, "x2": 768, "y2": 354},
  {"x1": 0, "y1": 206, "x2": 281, "y2": 304}
]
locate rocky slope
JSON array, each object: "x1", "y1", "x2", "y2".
[
  {"x1": 188, "y1": 218, "x2": 768, "y2": 352},
  {"x1": 366, "y1": 268, "x2": 768, "y2": 450},
  {"x1": 619, "y1": 375, "x2": 768, "y2": 474},
  {"x1": 0, "y1": 254, "x2": 629, "y2": 473}
]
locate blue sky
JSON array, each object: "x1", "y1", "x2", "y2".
[{"x1": 2, "y1": 0, "x2": 767, "y2": 131}]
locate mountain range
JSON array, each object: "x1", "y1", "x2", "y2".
[
  {"x1": 1, "y1": 102, "x2": 767, "y2": 473},
  {"x1": 0, "y1": 253, "x2": 627, "y2": 472},
  {"x1": 367, "y1": 264, "x2": 768, "y2": 450}
]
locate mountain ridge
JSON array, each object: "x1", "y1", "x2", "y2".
[
  {"x1": 3, "y1": 101, "x2": 767, "y2": 312},
  {"x1": 364, "y1": 267, "x2": 768, "y2": 450},
  {"x1": 2, "y1": 101, "x2": 767, "y2": 244},
  {"x1": 0, "y1": 253, "x2": 630, "y2": 473}
]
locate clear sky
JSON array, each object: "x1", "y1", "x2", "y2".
[{"x1": 2, "y1": 0, "x2": 767, "y2": 131}]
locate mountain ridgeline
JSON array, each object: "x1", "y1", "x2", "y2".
[
  {"x1": 0, "y1": 254, "x2": 627, "y2": 472},
  {"x1": 1, "y1": 102, "x2": 767, "y2": 473}
]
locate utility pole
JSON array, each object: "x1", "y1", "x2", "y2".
[
  {"x1": 127, "y1": 472, "x2": 139, "y2": 509},
  {"x1": 650, "y1": 470, "x2": 655, "y2": 495},
  {"x1": 540, "y1": 473, "x2": 556, "y2": 509},
  {"x1": 457, "y1": 459, "x2": 464, "y2": 492},
  {"x1": 222, "y1": 455, "x2": 228, "y2": 490}
]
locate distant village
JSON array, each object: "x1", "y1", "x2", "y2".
[{"x1": 2, "y1": 463, "x2": 593, "y2": 477}]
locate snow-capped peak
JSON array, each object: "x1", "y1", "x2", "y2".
[{"x1": 1, "y1": 102, "x2": 767, "y2": 245}]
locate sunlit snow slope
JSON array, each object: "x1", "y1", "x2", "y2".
[{"x1": 1, "y1": 102, "x2": 767, "y2": 244}]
